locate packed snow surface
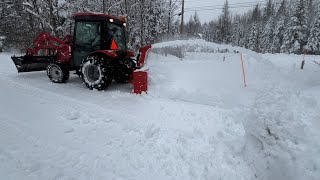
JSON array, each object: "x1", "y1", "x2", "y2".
[{"x1": 1, "y1": 39, "x2": 320, "y2": 180}]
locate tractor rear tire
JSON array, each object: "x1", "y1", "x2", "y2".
[
  {"x1": 47, "y1": 63, "x2": 70, "y2": 83},
  {"x1": 80, "y1": 55, "x2": 113, "y2": 91}
]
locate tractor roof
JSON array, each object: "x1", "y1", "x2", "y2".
[{"x1": 73, "y1": 13, "x2": 126, "y2": 23}]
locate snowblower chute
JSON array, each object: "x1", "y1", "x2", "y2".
[{"x1": 10, "y1": 13, "x2": 151, "y2": 92}]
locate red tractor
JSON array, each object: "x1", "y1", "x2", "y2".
[{"x1": 11, "y1": 13, "x2": 151, "y2": 91}]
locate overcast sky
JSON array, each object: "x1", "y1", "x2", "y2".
[{"x1": 184, "y1": 0, "x2": 264, "y2": 23}]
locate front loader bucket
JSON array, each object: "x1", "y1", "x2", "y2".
[{"x1": 11, "y1": 56, "x2": 55, "y2": 73}]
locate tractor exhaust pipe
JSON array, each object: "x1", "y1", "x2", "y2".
[{"x1": 11, "y1": 55, "x2": 55, "y2": 73}]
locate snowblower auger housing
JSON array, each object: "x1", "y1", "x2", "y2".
[{"x1": 11, "y1": 12, "x2": 151, "y2": 91}]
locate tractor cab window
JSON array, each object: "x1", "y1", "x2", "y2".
[
  {"x1": 107, "y1": 23, "x2": 126, "y2": 50},
  {"x1": 75, "y1": 21, "x2": 101, "y2": 51}
]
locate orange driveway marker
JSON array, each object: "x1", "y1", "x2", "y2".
[{"x1": 240, "y1": 53, "x2": 247, "y2": 87}]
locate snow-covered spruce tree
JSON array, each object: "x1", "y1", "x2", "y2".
[
  {"x1": 271, "y1": 0, "x2": 288, "y2": 53},
  {"x1": 247, "y1": 5, "x2": 262, "y2": 52},
  {"x1": 22, "y1": 0, "x2": 70, "y2": 37},
  {"x1": 239, "y1": 21, "x2": 249, "y2": 48},
  {"x1": 216, "y1": 0, "x2": 232, "y2": 44},
  {"x1": 231, "y1": 14, "x2": 248, "y2": 48},
  {"x1": 260, "y1": 18, "x2": 276, "y2": 53},
  {"x1": 231, "y1": 17, "x2": 242, "y2": 47},
  {"x1": 215, "y1": 17, "x2": 223, "y2": 43},
  {"x1": 260, "y1": 0, "x2": 275, "y2": 53},
  {"x1": 193, "y1": 12, "x2": 202, "y2": 37},
  {"x1": 185, "y1": 15, "x2": 195, "y2": 37},
  {"x1": 263, "y1": 0, "x2": 274, "y2": 22},
  {"x1": 241, "y1": 12, "x2": 252, "y2": 49},
  {"x1": 251, "y1": 4, "x2": 262, "y2": 24},
  {"x1": 206, "y1": 20, "x2": 218, "y2": 43},
  {"x1": 281, "y1": 0, "x2": 308, "y2": 54},
  {"x1": 272, "y1": 16, "x2": 286, "y2": 53},
  {"x1": 0, "y1": 0, "x2": 47, "y2": 49},
  {"x1": 144, "y1": 0, "x2": 168, "y2": 44},
  {"x1": 185, "y1": 12, "x2": 202, "y2": 38},
  {"x1": 202, "y1": 22, "x2": 209, "y2": 41},
  {"x1": 248, "y1": 23, "x2": 260, "y2": 52},
  {"x1": 171, "y1": 19, "x2": 181, "y2": 39},
  {"x1": 165, "y1": 0, "x2": 181, "y2": 38},
  {"x1": 306, "y1": 7, "x2": 320, "y2": 54},
  {"x1": 307, "y1": 0, "x2": 315, "y2": 29}
]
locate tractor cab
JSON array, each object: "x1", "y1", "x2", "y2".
[{"x1": 72, "y1": 13, "x2": 127, "y2": 68}]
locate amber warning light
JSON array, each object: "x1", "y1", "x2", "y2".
[{"x1": 119, "y1": 16, "x2": 126, "y2": 22}]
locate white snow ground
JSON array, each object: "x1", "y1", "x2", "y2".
[{"x1": 0, "y1": 39, "x2": 320, "y2": 180}]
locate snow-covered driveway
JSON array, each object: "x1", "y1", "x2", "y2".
[{"x1": 1, "y1": 40, "x2": 320, "y2": 180}]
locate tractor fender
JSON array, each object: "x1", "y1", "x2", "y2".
[
  {"x1": 127, "y1": 51, "x2": 135, "y2": 58},
  {"x1": 90, "y1": 50, "x2": 135, "y2": 58},
  {"x1": 90, "y1": 50, "x2": 118, "y2": 59}
]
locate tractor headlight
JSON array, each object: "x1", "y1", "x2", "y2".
[
  {"x1": 123, "y1": 23, "x2": 126, "y2": 27},
  {"x1": 109, "y1": 19, "x2": 114, "y2": 23}
]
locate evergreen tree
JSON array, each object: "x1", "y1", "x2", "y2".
[
  {"x1": 306, "y1": 8, "x2": 320, "y2": 54},
  {"x1": 260, "y1": 0, "x2": 275, "y2": 53},
  {"x1": 271, "y1": 0, "x2": 288, "y2": 53},
  {"x1": 216, "y1": 17, "x2": 223, "y2": 42},
  {"x1": 252, "y1": 4, "x2": 262, "y2": 23},
  {"x1": 207, "y1": 20, "x2": 217, "y2": 42},
  {"x1": 185, "y1": 12, "x2": 202, "y2": 37},
  {"x1": 231, "y1": 18, "x2": 241, "y2": 46},
  {"x1": 171, "y1": 19, "x2": 181, "y2": 39},
  {"x1": 144, "y1": 0, "x2": 168, "y2": 44},
  {"x1": 185, "y1": 15, "x2": 195, "y2": 37},
  {"x1": 281, "y1": 0, "x2": 308, "y2": 54},
  {"x1": 217, "y1": 0, "x2": 232, "y2": 43},
  {"x1": 272, "y1": 16, "x2": 286, "y2": 53},
  {"x1": 193, "y1": 12, "x2": 202, "y2": 36},
  {"x1": 263, "y1": 0, "x2": 274, "y2": 22},
  {"x1": 248, "y1": 23, "x2": 259, "y2": 52},
  {"x1": 307, "y1": 0, "x2": 315, "y2": 28},
  {"x1": 261, "y1": 18, "x2": 275, "y2": 53}
]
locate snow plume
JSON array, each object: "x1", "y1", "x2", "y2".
[
  {"x1": 152, "y1": 39, "x2": 241, "y2": 58},
  {"x1": 243, "y1": 87, "x2": 320, "y2": 180}
]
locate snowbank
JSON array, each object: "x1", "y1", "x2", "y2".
[{"x1": 243, "y1": 87, "x2": 320, "y2": 180}]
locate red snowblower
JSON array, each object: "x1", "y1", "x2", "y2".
[{"x1": 11, "y1": 13, "x2": 151, "y2": 93}]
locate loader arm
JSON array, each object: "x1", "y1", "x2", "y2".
[
  {"x1": 26, "y1": 32, "x2": 70, "y2": 56},
  {"x1": 11, "y1": 32, "x2": 72, "y2": 73}
]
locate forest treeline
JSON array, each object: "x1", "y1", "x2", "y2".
[{"x1": 1, "y1": 0, "x2": 320, "y2": 54}]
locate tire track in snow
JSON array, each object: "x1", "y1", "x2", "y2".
[
  {"x1": 0, "y1": 76, "x2": 145, "y2": 179},
  {"x1": 0, "y1": 114, "x2": 123, "y2": 180},
  {"x1": 0, "y1": 53, "x2": 255, "y2": 179}
]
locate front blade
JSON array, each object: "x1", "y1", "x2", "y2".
[{"x1": 11, "y1": 56, "x2": 55, "y2": 73}]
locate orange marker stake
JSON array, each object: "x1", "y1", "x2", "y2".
[{"x1": 240, "y1": 53, "x2": 247, "y2": 87}]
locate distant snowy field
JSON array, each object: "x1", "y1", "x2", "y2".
[{"x1": 0, "y1": 39, "x2": 320, "y2": 180}]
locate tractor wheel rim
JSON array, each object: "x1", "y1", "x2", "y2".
[
  {"x1": 50, "y1": 66, "x2": 62, "y2": 80},
  {"x1": 85, "y1": 65, "x2": 100, "y2": 83}
]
